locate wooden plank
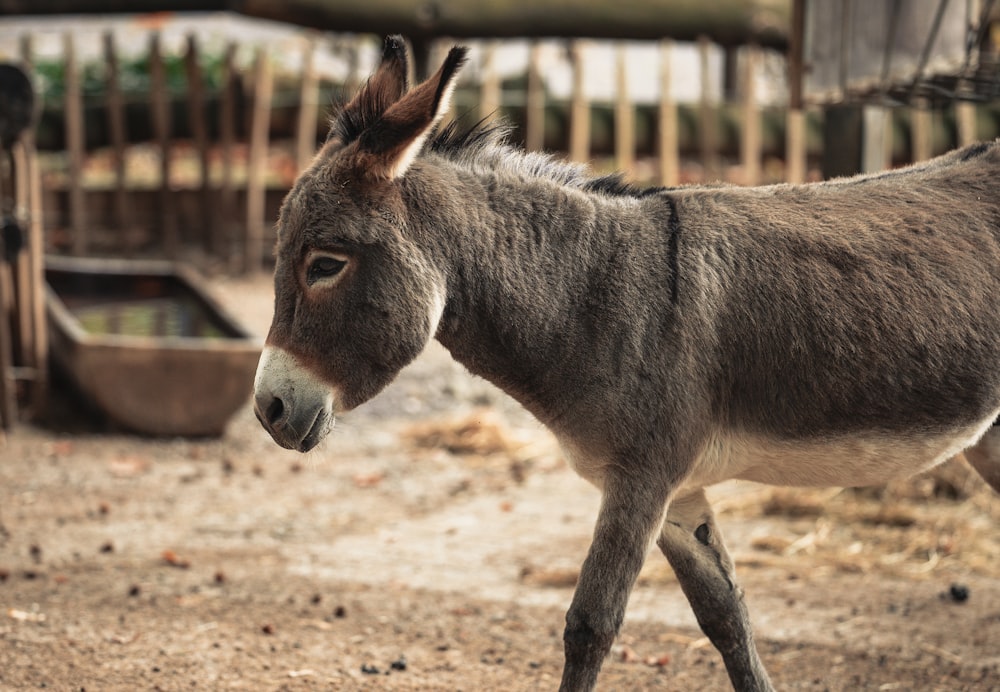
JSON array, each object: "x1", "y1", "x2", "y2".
[
  {"x1": 479, "y1": 41, "x2": 501, "y2": 122},
  {"x1": 739, "y1": 45, "x2": 760, "y2": 185},
  {"x1": 64, "y1": 32, "x2": 87, "y2": 255},
  {"x1": 657, "y1": 40, "x2": 679, "y2": 187},
  {"x1": 524, "y1": 42, "x2": 545, "y2": 152},
  {"x1": 20, "y1": 34, "x2": 47, "y2": 418},
  {"x1": 0, "y1": 153, "x2": 16, "y2": 427},
  {"x1": 184, "y1": 33, "x2": 213, "y2": 254},
  {"x1": 148, "y1": 32, "x2": 178, "y2": 258},
  {"x1": 955, "y1": 100, "x2": 977, "y2": 147},
  {"x1": 218, "y1": 42, "x2": 237, "y2": 266},
  {"x1": 614, "y1": 43, "x2": 634, "y2": 177},
  {"x1": 910, "y1": 102, "x2": 933, "y2": 162},
  {"x1": 246, "y1": 46, "x2": 273, "y2": 274},
  {"x1": 568, "y1": 40, "x2": 590, "y2": 163},
  {"x1": 295, "y1": 36, "x2": 319, "y2": 173},
  {"x1": 785, "y1": 0, "x2": 806, "y2": 183},
  {"x1": 103, "y1": 31, "x2": 133, "y2": 253},
  {"x1": 698, "y1": 36, "x2": 719, "y2": 181}
]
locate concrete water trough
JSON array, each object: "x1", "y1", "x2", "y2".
[{"x1": 45, "y1": 256, "x2": 262, "y2": 436}]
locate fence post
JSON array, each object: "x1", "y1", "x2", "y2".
[
  {"x1": 64, "y1": 33, "x2": 87, "y2": 255},
  {"x1": 149, "y1": 32, "x2": 178, "y2": 258},
  {"x1": 740, "y1": 45, "x2": 761, "y2": 185},
  {"x1": 479, "y1": 41, "x2": 501, "y2": 123},
  {"x1": 103, "y1": 31, "x2": 133, "y2": 253},
  {"x1": 698, "y1": 36, "x2": 719, "y2": 181},
  {"x1": 525, "y1": 42, "x2": 545, "y2": 151},
  {"x1": 19, "y1": 35, "x2": 47, "y2": 418},
  {"x1": 185, "y1": 33, "x2": 212, "y2": 254},
  {"x1": 219, "y1": 42, "x2": 237, "y2": 268},
  {"x1": 296, "y1": 36, "x2": 319, "y2": 173},
  {"x1": 246, "y1": 46, "x2": 272, "y2": 274},
  {"x1": 614, "y1": 43, "x2": 634, "y2": 177},
  {"x1": 568, "y1": 40, "x2": 590, "y2": 163},
  {"x1": 657, "y1": 39, "x2": 679, "y2": 187}
]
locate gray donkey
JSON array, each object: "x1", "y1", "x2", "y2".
[{"x1": 253, "y1": 36, "x2": 1000, "y2": 691}]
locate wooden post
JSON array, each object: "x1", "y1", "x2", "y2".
[
  {"x1": 149, "y1": 32, "x2": 177, "y2": 258},
  {"x1": 103, "y1": 31, "x2": 132, "y2": 252},
  {"x1": 657, "y1": 39, "x2": 679, "y2": 187},
  {"x1": 64, "y1": 33, "x2": 87, "y2": 255},
  {"x1": 20, "y1": 35, "x2": 47, "y2": 418},
  {"x1": 295, "y1": 36, "x2": 319, "y2": 173},
  {"x1": 246, "y1": 46, "x2": 272, "y2": 274},
  {"x1": 785, "y1": 0, "x2": 806, "y2": 183},
  {"x1": 184, "y1": 33, "x2": 212, "y2": 253},
  {"x1": 955, "y1": 99, "x2": 977, "y2": 147},
  {"x1": 614, "y1": 43, "x2": 634, "y2": 177},
  {"x1": 698, "y1": 36, "x2": 719, "y2": 181},
  {"x1": 0, "y1": 153, "x2": 16, "y2": 428},
  {"x1": 739, "y1": 45, "x2": 761, "y2": 185},
  {"x1": 479, "y1": 41, "x2": 501, "y2": 123},
  {"x1": 219, "y1": 42, "x2": 237, "y2": 267},
  {"x1": 525, "y1": 42, "x2": 545, "y2": 151},
  {"x1": 568, "y1": 40, "x2": 590, "y2": 163},
  {"x1": 911, "y1": 102, "x2": 933, "y2": 162}
]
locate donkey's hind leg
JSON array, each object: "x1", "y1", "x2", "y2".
[
  {"x1": 657, "y1": 489, "x2": 774, "y2": 692},
  {"x1": 964, "y1": 423, "x2": 1000, "y2": 493}
]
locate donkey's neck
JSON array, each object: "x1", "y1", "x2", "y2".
[{"x1": 405, "y1": 161, "x2": 676, "y2": 426}]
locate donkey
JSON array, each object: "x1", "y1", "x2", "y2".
[{"x1": 253, "y1": 35, "x2": 1000, "y2": 691}]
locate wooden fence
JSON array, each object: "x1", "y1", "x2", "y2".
[{"x1": 14, "y1": 30, "x2": 1000, "y2": 275}]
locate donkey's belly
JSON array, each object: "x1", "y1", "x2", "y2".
[{"x1": 694, "y1": 412, "x2": 999, "y2": 489}]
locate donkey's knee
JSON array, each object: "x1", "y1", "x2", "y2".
[{"x1": 965, "y1": 424, "x2": 1000, "y2": 494}]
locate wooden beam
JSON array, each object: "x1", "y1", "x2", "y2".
[
  {"x1": 246, "y1": 46, "x2": 273, "y2": 274},
  {"x1": 64, "y1": 33, "x2": 87, "y2": 255},
  {"x1": 614, "y1": 43, "x2": 634, "y2": 176},
  {"x1": 148, "y1": 32, "x2": 177, "y2": 258},
  {"x1": 568, "y1": 40, "x2": 590, "y2": 163}
]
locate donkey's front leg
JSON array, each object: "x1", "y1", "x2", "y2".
[
  {"x1": 658, "y1": 489, "x2": 774, "y2": 692},
  {"x1": 559, "y1": 470, "x2": 671, "y2": 692}
]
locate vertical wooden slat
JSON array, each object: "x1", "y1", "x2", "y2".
[
  {"x1": 218, "y1": 42, "x2": 237, "y2": 267},
  {"x1": 295, "y1": 37, "x2": 319, "y2": 173},
  {"x1": 184, "y1": 33, "x2": 212, "y2": 253},
  {"x1": 911, "y1": 102, "x2": 933, "y2": 162},
  {"x1": 568, "y1": 40, "x2": 590, "y2": 163},
  {"x1": 64, "y1": 33, "x2": 87, "y2": 255},
  {"x1": 0, "y1": 155, "x2": 16, "y2": 428},
  {"x1": 149, "y1": 32, "x2": 177, "y2": 258},
  {"x1": 955, "y1": 99, "x2": 977, "y2": 146},
  {"x1": 698, "y1": 36, "x2": 719, "y2": 181},
  {"x1": 20, "y1": 34, "x2": 47, "y2": 418},
  {"x1": 479, "y1": 41, "x2": 501, "y2": 122},
  {"x1": 103, "y1": 31, "x2": 131, "y2": 252},
  {"x1": 740, "y1": 45, "x2": 761, "y2": 185},
  {"x1": 246, "y1": 46, "x2": 272, "y2": 274},
  {"x1": 657, "y1": 40, "x2": 679, "y2": 187},
  {"x1": 525, "y1": 42, "x2": 545, "y2": 151},
  {"x1": 785, "y1": 0, "x2": 806, "y2": 183},
  {"x1": 614, "y1": 43, "x2": 634, "y2": 177}
]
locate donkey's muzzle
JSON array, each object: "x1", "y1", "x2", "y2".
[{"x1": 253, "y1": 346, "x2": 335, "y2": 452}]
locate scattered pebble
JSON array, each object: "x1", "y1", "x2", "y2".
[
  {"x1": 333, "y1": 605, "x2": 347, "y2": 618},
  {"x1": 390, "y1": 655, "x2": 407, "y2": 671},
  {"x1": 949, "y1": 583, "x2": 970, "y2": 603},
  {"x1": 360, "y1": 663, "x2": 380, "y2": 675},
  {"x1": 161, "y1": 550, "x2": 191, "y2": 569},
  {"x1": 261, "y1": 623, "x2": 275, "y2": 635},
  {"x1": 99, "y1": 542, "x2": 114, "y2": 554}
]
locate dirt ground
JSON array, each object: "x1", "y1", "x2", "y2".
[{"x1": 2, "y1": 273, "x2": 1000, "y2": 691}]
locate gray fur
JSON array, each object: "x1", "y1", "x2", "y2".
[{"x1": 254, "y1": 38, "x2": 1000, "y2": 692}]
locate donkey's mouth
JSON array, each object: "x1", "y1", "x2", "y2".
[{"x1": 298, "y1": 409, "x2": 333, "y2": 453}]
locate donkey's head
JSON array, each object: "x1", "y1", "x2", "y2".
[{"x1": 254, "y1": 36, "x2": 468, "y2": 451}]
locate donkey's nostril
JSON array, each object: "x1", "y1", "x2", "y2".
[{"x1": 265, "y1": 396, "x2": 285, "y2": 426}]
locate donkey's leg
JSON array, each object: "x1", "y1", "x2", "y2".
[
  {"x1": 657, "y1": 489, "x2": 774, "y2": 692},
  {"x1": 965, "y1": 423, "x2": 1000, "y2": 493},
  {"x1": 559, "y1": 471, "x2": 671, "y2": 692}
]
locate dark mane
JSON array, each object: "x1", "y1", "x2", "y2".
[{"x1": 429, "y1": 116, "x2": 664, "y2": 198}]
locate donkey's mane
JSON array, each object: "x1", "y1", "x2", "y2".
[{"x1": 428, "y1": 117, "x2": 663, "y2": 198}]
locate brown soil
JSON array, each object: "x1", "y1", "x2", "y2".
[{"x1": 2, "y1": 274, "x2": 999, "y2": 691}]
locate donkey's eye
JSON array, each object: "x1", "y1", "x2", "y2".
[{"x1": 306, "y1": 255, "x2": 347, "y2": 285}]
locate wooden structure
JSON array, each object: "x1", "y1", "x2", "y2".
[
  {"x1": 0, "y1": 61, "x2": 47, "y2": 431},
  {"x1": 45, "y1": 256, "x2": 261, "y2": 436}
]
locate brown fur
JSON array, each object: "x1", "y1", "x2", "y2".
[{"x1": 254, "y1": 37, "x2": 1000, "y2": 691}]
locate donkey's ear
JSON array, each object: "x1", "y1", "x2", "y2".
[
  {"x1": 329, "y1": 35, "x2": 410, "y2": 145},
  {"x1": 354, "y1": 45, "x2": 469, "y2": 180}
]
